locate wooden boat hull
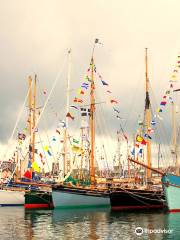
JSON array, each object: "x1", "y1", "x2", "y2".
[
  {"x1": 110, "y1": 188, "x2": 165, "y2": 211},
  {"x1": 52, "y1": 186, "x2": 110, "y2": 209},
  {"x1": 25, "y1": 190, "x2": 54, "y2": 209},
  {"x1": 0, "y1": 189, "x2": 24, "y2": 206},
  {"x1": 162, "y1": 174, "x2": 180, "y2": 213}
]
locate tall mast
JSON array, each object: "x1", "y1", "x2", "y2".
[
  {"x1": 32, "y1": 75, "x2": 37, "y2": 172},
  {"x1": 28, "y1": 76, "x2": 33, "y2": 177},
  {"x1": 171, "y1": 101, "x2": 179, "y2": 175},
  {"x1": 145, "y1": 48, "x2": 151, "y2": 180},
  {"x1": 90, "y1": 56, "x2": 95, "y2": 187},
  {"x1": 63, "y1": 49, "x2": 71, "y2": 177}
]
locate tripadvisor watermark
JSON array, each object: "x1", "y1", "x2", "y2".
[{"x1": 135, "y1": 227, "x2": 173, "y2": 236}]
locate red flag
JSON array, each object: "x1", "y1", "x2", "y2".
[
  {"x1": 66, "y1": 112, "x2": 74, "y2": 120},
  {"x1": 110, "y1": 99, "x2": 118, "y2": 104},
  {"x1": 73, "y1": 97, "x2": 83, "y2": 103},
  {"x1": 141, "y1": 139, "x2": 147, "y2": 145},
  {"x1": 24, "y1": 170, "x2": 31, "y2": 179},
  {"x1": 39, "y1": 153, "x2": 43, "y2": 159}
]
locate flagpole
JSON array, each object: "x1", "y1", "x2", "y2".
[
  {"x1": 32, "y1": 75, "x2": 37, "y2": 177},
  {"x1": 28, "y1": 76, "x2": 33, "y2": 178}
]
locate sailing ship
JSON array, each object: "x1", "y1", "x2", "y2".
[
  {"x1": 162, "y1": 97, "x2": 180, "y2": 212},
  {"x1": 110, "y1": 48, "x2": 165, "y2": 211},
  {"x1": 52, "y1": 41, "x2": 110, "y2": 208}
]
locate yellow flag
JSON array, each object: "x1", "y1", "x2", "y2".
[
  {"x1": 32, "y1": 162, "x2": 40, "y2": 172},
  {"x1": 44, "y1": 145, "x2": 49, "y2": 151},
  {"x1": 136, "y1": 135, "x2": 143, "y2": 143}
]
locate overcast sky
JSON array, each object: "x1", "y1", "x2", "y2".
[{"x1": 1, "y1": 0, "x2": 180, "y2": 165}]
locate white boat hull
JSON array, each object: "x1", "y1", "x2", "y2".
[
  {"x1": 0, "y1": 189, "x2": 25, "y2": 206},
  {"x1": 52, "y1": 189, "x2": 110, "y2": 208}
]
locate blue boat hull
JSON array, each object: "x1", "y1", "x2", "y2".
[{"x1": 162, "y1": 174, "x2": 180, "y2": 212}]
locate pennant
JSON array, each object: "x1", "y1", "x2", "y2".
[
  {"x1": 170, "y1": 84, "x2": 173, "y2": 88},
  {"x1": 18, "y1": 133, "x2": 26, "y2": 140},
  {"x1": 101, "y1": 80, "x2": 108, "y2": 86},
  {"x1": 131, "y1": 147, "x2": 135, "y2": 156},
  {"x1": 163, "y1": 95, "x2": 167, "y2": 99},
  {"x1": 44, "y1": 145, "x2": 49, "y2": 151},
  {"x1": 80, "y1": 107, "x2": 90, "y2": 116},
  {"x1": 73, "y1": 138, "x2": 79, "y2": 144},
  {"x1": 148, "y1": 127, "x2": 154, "y2": 133},
  {"x1": 135, "y1": 143, "x2": 139, "y2": 148},
  {"x1": 139, "y1": 148, "x2": 143, "y2": 157},
  {"x1": 43, "y1": 89, "x2": 47, "y2": 95},
  {"x1": 24, "y1": 170, "x2": 31, "y2": 179},
  {"x1": 39, "y1": 153, "x2": 43, "y2": 159},
  {"x1": 32, "y1": 162, "x2": 40, "y2": 172},
  {"x1": 59, "y1": 121, "x2": 66, "y2": 128},
  {"x1": 107, "y1": 90, "x2": 112, "y2": 94},
  {"x1": 77, "y1": 89, "x2": 85, "y2": 95},
  {"x1": 47, "y1": 150, "x2": 52, "y2": 156},
  {"x1": 138, "y1": 120, "x2": 143, "y2": 126},
  {"x1": 113, "y1": 107, "x2": 120, "y2": 114},
  {"x1": 173, "y1": 88, "x2": 180, "y2": 92},
  {"x1": 73, "y1": 97, "x2": 83, "y2": 103},
  {"x1": 70, "y1": 105, "x2": 79, "y2": 110},
  {"x1": 157, "y1": 108, "x2": 163, "y2": 113},
  {"x1": 160, "y1": 101, "x2": 167, "y2": 106},
  {"x1": 52, "y1": 136, "x2": 56, "y2": 141},
  {"x1": 141, "y1": 139, "x2": 147, "y2": 145},
  {"x1": 110, "y1": 99, "x2": 118, "y2": 104},
  {"x1": 136, "y1": 135, "x2": 143, "y2": 143},
  {"x1": 165, "y1": 90, "x2": 170, "y2": 95},
  {"x1": 28, "y1": 161, "x2": 32, "y2": 168},
  {"x1": 66, "y1": 112, "x2": 75, "y2": 120},
  {"x1": 56, "y1": 129, "x2": 61, "y2": 135},
  {"x1": 151, "y1": 120, "x2": 156, "y2": 126},
  {"x1": 144, "y1": 133, "x2": 152, "y2": 139},
  {"x1": 123, "y1": 134, "x2": 128, "y2": 142}
]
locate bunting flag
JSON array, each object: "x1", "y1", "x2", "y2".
[
  {"x1": 73, "y1": 138, "x2": 79, "y2": 144},
  {"x1": 136, "y1": 135, "x2": 143, "y2": 143},
  {"x1": 73, "y1": 97, "x2": 83, "y2": 103},
  {"x1": 56, "y1": 129, "x2": 61, "y2": 135},
  {"x1": 141, "y1": 139, "x2": 147, "y2": 145},
  {"x1": 151, "y1": 120, "x2": 156, "y2": 126},
  {"x1": 52, "y1": 136, "x2": 56, "y2": 141},
  {"x1": 135, "y1": 143, "x2": 139, "y2": 148},
  {"x1": 70, "y1": 105, "x2": 79, "y2": 110},
  {"x1": 58, "y1": 121, "x2": 66, "y2": 128},
  {"x1": 148, "y1": 127, "x2": 154, "y2": 133},
  {"x1": 157, "y1": 108, "x2": 163, "y2": 113},
  {"x1": 18, "y1": 133, "x2": 26, "y2": 140},
  {"x1": 160, "y1": 101, "x2": 167, "y2": 106},
  {"x1": 80, "y1": 107, "x2": 90, "y2": 116},
  {"x1": 139, "y1": 148, "x2": 143, "y2": 157},
  {"x1": 32, "y1": 162, "x2": 40, "y2": 172},
  {"x1": 81, "y1": 83, "x2": 89, "y2": 89},
  {"x1": 131, "y1": 147, "x2": 135, "y2": 156},
  {"x1": 110, "y1": 99, "x2": 118, "y2": 104},
  {"x1": 44, "y1": 145, "x2": 49, "y2": 151},
  {"x1": 107, "y1": 90, "x2": 112, "y2": 94},
  {"x1": 77, "y1": 89, "x2": 85, "y2": 95},
  {"x1": 39, "y1": 153, "x2": 45, "y2": 165},
  {"x1": 66, "y1": 112, "x2": 75, "y2": 120},
  {"x1": 101, "y1": 80, "x2": 108, "y2": 86},
  {"x1": 173, "y1": 88, "x2": 180, "y2": 92},
  {"x1": 144, "y1": 133, "x2": 152, "y2": 140},
  {"x1": 138, "y1": 120, "x2": 143, "y2": 126},
  {"x1": 71, "y1": 145, "x2": 81, "y2": 153},
  {"x1": 28, "y1": 161, "x2": 32, "y2": 168},
  {"x1": 24, "y1": 170, "x2": 31, "y2": 179},
  {"x1": 113, "y1": 107, "x2": 120, "y2": 114},
  {"x1": 47, "y1": 150, "x2": 52, "y2": 156}
]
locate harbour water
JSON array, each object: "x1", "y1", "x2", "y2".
[{"x1": 0, "y1": 207, "x2": 179, "y2": 239}]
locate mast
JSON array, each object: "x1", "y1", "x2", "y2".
[
  {"x1": 171, "y1": 101, "x2": 179, "y2": 175},
  {"x1": 28, "y1": 76, "x2": 33, "y2": 177},
  {"x1": 63, "y1": 49, "x2": 71, "y2": 177},
  {"x1": 145, "y1": 48, "x2": 151, "y2": 180},
  {"x1": 90, "y1": 56, "x2": 95, "y2": 188},
  {"x1": 32, "y1": 75, "x2": 37, "y2": 167}
]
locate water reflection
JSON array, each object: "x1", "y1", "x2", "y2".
[{"x1": 0, "y1": 207, "x2": 180, "y2": 239}]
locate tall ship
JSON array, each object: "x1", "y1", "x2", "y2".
[
  {"x1": 110, "y1": 48, "x2": 165, "y2": 211},
  {"x1": 52, "y1": 41, "x2": 113, "y2": 208}
]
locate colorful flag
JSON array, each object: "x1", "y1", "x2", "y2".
[
  {"x1": 70, "y1": 105, "x2": 78, "y2": 110},
  {"x1": 141, "y1": 139, "x2": 147, "y2": 145},
  {"x1": 77, "y1": 89, "x2": 85, "y2": 95},
  {"x1": 101, "y1": 80, "x2": 108, "y2": 86},
  {"x1": 56, "y1": 129, "x2": 61, "y2": 135},
  {"x1": 47, "y1": 150, "x2": 52, "y2": 156},
  {"x1": 73, "y1": 97, "x2": 83, "y2": 103},
  {"x1": 110, "y1": 99, "x2": 118, "y2": 104},
  {"x1": 66, "y1": 112, "x2": 75, "y2": 120},
  {"x1": 24, "y1": 170, "x2": 31, "y2": 179},
  {"x1": 151, "y1": 120, "x2": 156, "y2": 126},
  {"x1": 32, "y1": 162, "x2": 40, "y2": 172},
  {"x1": 80, "y1": 107, "x2": 90, "y2": 116},
  {"x1": 113, "y1": 107, "x2": 120, "y2": 114},
  {"x1": 107, "y1": 90, "x2": 112, "y2": 94},
  {"x1": 136, "y1": 135, "x2": 143, "y2": 143},
  {"x1": 160, "y1": 101, "x2": 167, "y2": 106},
  {"x1": 73, "y1": 138, "x2": 79, "y2": 144}
]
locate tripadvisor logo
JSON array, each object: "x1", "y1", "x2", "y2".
[{"x1": 135, "y1": 227, "x2": 143, "y2": 236}]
